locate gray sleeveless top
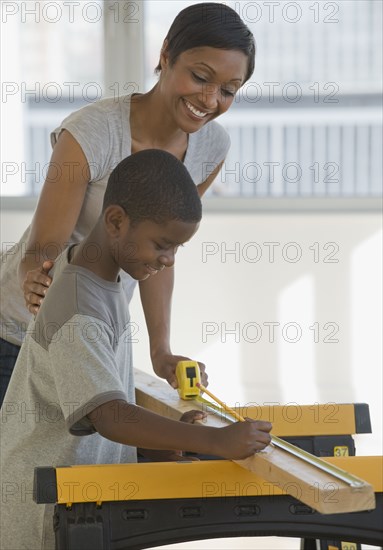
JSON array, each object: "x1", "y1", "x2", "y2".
[{"x1": 0, "y1": 94, "x2": 230, "y2": 345}]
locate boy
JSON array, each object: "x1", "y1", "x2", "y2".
[{"x1": 1, "y1": 150, "x2": 271, "y2": 549}]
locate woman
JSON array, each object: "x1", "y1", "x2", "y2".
[{"x1": 0, "y1": 2, "x2": 256, "y2": 404}]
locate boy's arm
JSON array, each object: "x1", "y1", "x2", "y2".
[
  {"x1": 138, "y1": 410, "x2": 206, "y2": 462},
  {"x1": 88, "y1": 400, "x2": 272, "y2": 460}
]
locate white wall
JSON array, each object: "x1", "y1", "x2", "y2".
[
  {"x1": 128, "y1": 212, "x2": 382, "y2": 457},
  {"x1": 1, "y1": 209, "x2": 382, "y2": 458}
]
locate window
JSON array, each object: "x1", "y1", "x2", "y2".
[
  {"x1": 1, "y1": 0, "x2": 382, "y2": 202},
  {"x1": 145, "y1": 0, "x2": 382, "y2": 200},
  {"x1": 1, "y1": 0, "x2": 104, "y2": 196}
]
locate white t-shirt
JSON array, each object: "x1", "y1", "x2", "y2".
[{"x1": 1, "y1": 250, "x2": 136, "y2": 550}]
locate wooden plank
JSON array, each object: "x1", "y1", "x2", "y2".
[
  {"x1": 236, "y1": 448, "x2": 374, "y2": 514},
  {"x1": 135, "y1": 368, "x2": 226, "y2": 427},
  {"x1": 134, "y1": 368, "x2": 375, "y2": 514}
]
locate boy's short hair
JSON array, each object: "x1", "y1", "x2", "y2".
[{"x1": 103, "y1": 150, "x2": 202, "y2": 225}]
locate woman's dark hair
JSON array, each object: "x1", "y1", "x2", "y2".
[
  {"x1": 155, "y1": 2, "x2": 256, "y2": 83},
  {"x1": 103, "y1": 150, "x2": 202, "y2": 225}
]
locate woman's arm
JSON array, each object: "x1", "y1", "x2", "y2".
[
  {"x1": 19, "y1": 130, "x2": 90, "y2": 312},
  {"x1": 138, "y1": 266, "x2": 184, "y2": 387},
  {"x1": 138, "y1": 160, "x2": 225, "y2": 386},
  {"x1": 196, "y1": 160, "x2": 224, "y2": 197}
]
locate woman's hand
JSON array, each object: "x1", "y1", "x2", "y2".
[
  {"x1": 151, "y1": 352, "x2": 208, "y2": 389},
  {"x1": 22, "y1": 260, "x2": 54, "y2": 314}
]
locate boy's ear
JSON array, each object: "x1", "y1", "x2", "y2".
[{"x1": 104, "y1": 205, "x2": 129, "y2": 237}]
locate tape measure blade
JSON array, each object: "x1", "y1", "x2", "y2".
[{"x1": 196, "y1": 396, "x2": 236, "y2": 423}]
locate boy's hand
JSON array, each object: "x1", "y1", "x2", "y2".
[
  {"x1": 215, "y1": 420, "x2": 272, "y2": 460},
  {"x1": 151, "y1": 353, "x2": 208, "y2": 389},
  {"x1": 22, "y1": 260, "x2": 54, "y2": 315},
  {"x1": 138, "y1": 410, "x2": 206, "y2": 462}
]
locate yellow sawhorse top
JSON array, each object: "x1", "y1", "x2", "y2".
[{"x1": 49, "y1": 456, "x2": 382, "y2": 505}]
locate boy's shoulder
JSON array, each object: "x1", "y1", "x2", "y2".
[{"x1": 34, "y1": 250, "x2": 125, "y2": 350}]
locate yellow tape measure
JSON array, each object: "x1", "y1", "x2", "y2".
[
  {"x1": 176, "y1": 361, "x2": 201, "y2": 399},
  {"x1": 176, "y1": 361, "x2": 233, "y2": 417}
]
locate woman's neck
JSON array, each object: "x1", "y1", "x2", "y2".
[{"x1": 130, "y1": 87, "x2": 188, "y2": 157}]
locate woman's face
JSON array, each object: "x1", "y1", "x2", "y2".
[{"x1": 159, "y1": 46, "x2": 248, "y2": 132}]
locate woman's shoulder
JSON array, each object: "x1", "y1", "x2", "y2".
[
  {"x1": 197, "y1": 120, "x2": 230, "y2": 146},
  {"x1": 50, "y1": 95, "x2": 133, "y2": 149},
  {"x1": 192, "y1": 119, "x2": 231, "y2": 157},
  {"x1": 65, "y1": 94, "x2": 132, "y2": 120},
  {"x1": 199, "y1": 118, "x2": 229, "y2": 137}
]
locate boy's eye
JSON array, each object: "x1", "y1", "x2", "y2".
[
  {"x1": 154, "y1": 242, "x2": 174, "y2": 251},
  {"x1": 154, "y1": 242, "x2": 184, "y2": 253}
]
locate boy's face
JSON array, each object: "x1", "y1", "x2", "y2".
[{"x1": 115, "y1": 218, "x2": 199, "y2": 280}]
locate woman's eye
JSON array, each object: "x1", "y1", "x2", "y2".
[
  {"x1": 154, "y1": 243, "x2": 163, "y2": 251},
  {"x1": 192, "y1": 72, "x2": 207, "y2": 83},
  {"x1": 221, "y1": 89, "x2": 235, "y2": 98}
]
